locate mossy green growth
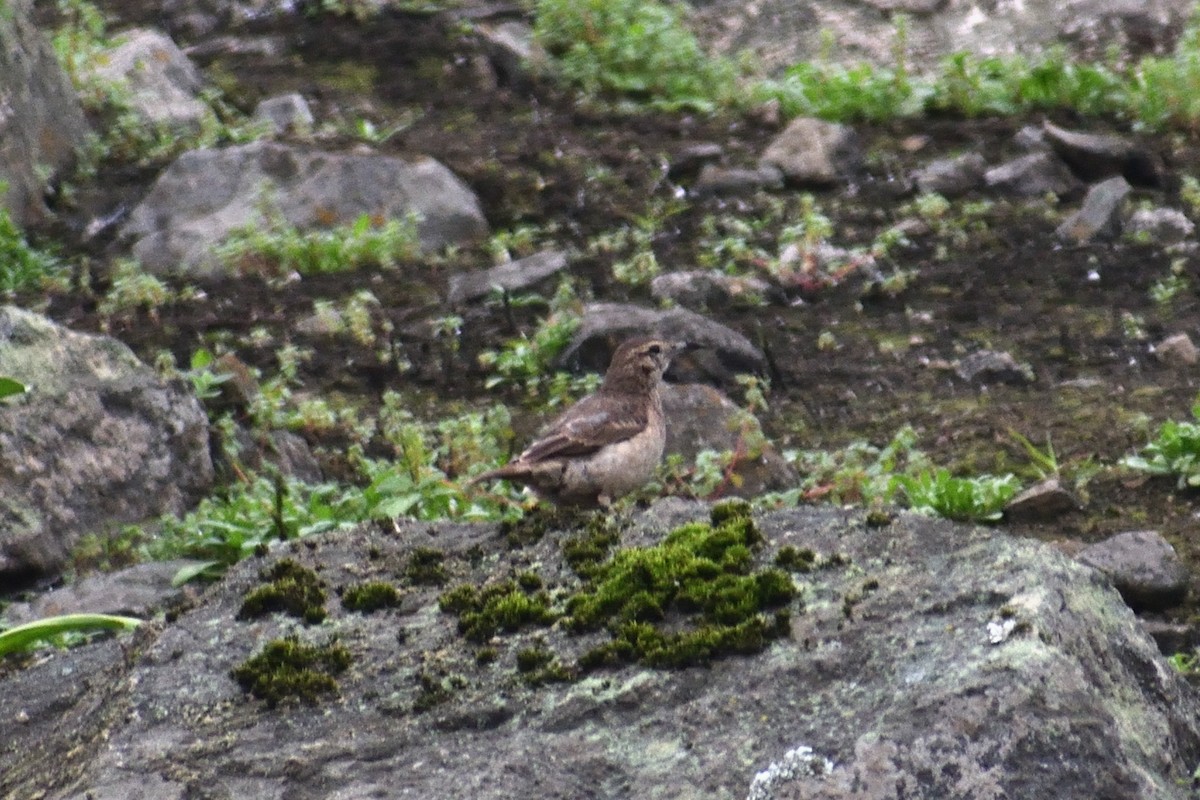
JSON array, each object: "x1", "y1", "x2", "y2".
[
  {"x1": 437, "y1": 579, "x2": 556, "y2": 643},
  {"x1": 515, "y1": 646, "x2": 575, "y2": 686},
  {"x1": 413, "y1": 670, "x2": 468, "y2": 713},
  {"x1": 774, "y1": 545, "x2": 816, "y2": 573},
  {"x1": 569, "y1": 503, "x2": 797, "y2": 669},
  {"x1": 404, "y1": 547, "x2": 448, "y2": 586},
  {"x1": 341, "y1": 580, "x2": 403, "y2": 613},
  {"x1": 230, "y1": 635, "x2": 351, "y2": 707},
  {"x1": 561, "y1": 516, "x2": 622, "y2": 578},
  {"x1": 238, "y1": 559, "x2": 327, "y2": 624}
]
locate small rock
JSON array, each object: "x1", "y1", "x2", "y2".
[
  {"x1": 661, "y1": 383, "x2": 796, "y2": 497},
  {"x1": 86, "y1": 28, "x2": 208, "y2": 132},
  {"x1": 1042, "y1": 121, "x2": 1162, "y2": 186},
  {"x1": 477, "y1": 21, "x2": 537, "y2": 88},
  {"x1": 668, "y1": 143, "x2": 725, "y2": 180},
  {"x1": 447, "y1": 250, "x2": 568, "y2": 306},
  {"x1": 1, "y1": 561, "x2": 200, "y2": 625},
  {"x1": 1154, "y1": 333, "x2": 1199, "y2": 367},
  {"x1": 1056, "y1": 176, "x2": 1132, "y2": 244},
  {"x1": 1005, "y1": 477, "x2": 1080, "y2": 521},
  {"x1": 692, "y1": 164, "x2": 783, "y2": 197},
  {"x1": 650, "y1": 271, "x2": 776, "y2": 310},
  {"x1": 1078, "y1": 531, "x2": 1189, "y2": 612},
  {"x1": 559, "y1": 303, "x2": 765, "y2": 387},
  {"x1": 1127, "y1": 207, "x2": 1195, "y2": 246},
  {"x1": 1013, "y1": 125, "x2": 1049, "y2": 151},
  {"x1": 252, "y1": 93, "x2": 314, "y2": 136},
  {"x1": 758, "y1": 117, "x2": 860, "y2": 185},
  {"x1": 912, "y1": 152, "x2": 987, "y2": 197},
  {"x1": 985, "y1": 152, "x2": 1080, "y2": 197},
  {"x1": 955, "y1": 350, "x2": 1034, "y2": 385},
  {"x1": 1139, "y1": 617, "x2": 1200, "y2": 656}
]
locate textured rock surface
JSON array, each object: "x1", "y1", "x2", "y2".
[
  {"x1": 85, "y1": 28, "x2": 209, "y2": 131},
  {"x1": 120, "y1": 140, "x2": 488, "y2": 274},
  {"x1": 1078, "y1": 530, "x2": 1190, "y2": 612},
  {"x1": 0, "y1": 307, "x2": 212, "y2": 584},
  {"x1": 2, "y1": 505, "x2": 1198, "y2": 800},
  {"x1": 0, "y1": 0, "x2": 91, "y2": 225}
]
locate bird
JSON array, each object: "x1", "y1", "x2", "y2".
[{"x1": 469, "y1": 335, "x2": 688, "y2": 507}]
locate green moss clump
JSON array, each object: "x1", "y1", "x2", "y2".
[
  {"x1": 515, "y1": 646, "x2": 574, "y2": 686},
  {"x1": 516, "y1": 571, "x2": 543, "y2": 592},
  {"x1": 230, "y1": 635, "x2": 351, "y2": 707},
  {"x1": 341, "y1": 581, "x2": 404, "y2": 613},
  {"x1": 404, "y1": 547, "x2": 448, "y2": 586},
  {"x1": 561, "y1": 517, "x2": 621, "y2": 578},
  {"x1": 567, "y1": 504, "x2": 796, "y2": 670},
  {"x1": 475, "y1": 647, "x2": 498, "y2": 665},
  {"x1": 238, "y1": 559, "x2": 327, "y2": 624},
  {"x1": 413, "y1": 670, "x2": 467, "y2": 713},
  {"x1": 774, "y1": 545, "x2": 816, "y2": 573},
  {"x1": 437, "y1": 579, "x2": 556, "y2": 643}
]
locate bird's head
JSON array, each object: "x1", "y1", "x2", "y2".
[{"x1": 601, "y1": 335, "x2": 688, "y2": 393}]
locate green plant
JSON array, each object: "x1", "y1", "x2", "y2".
[
  {"x1": 0, "y1": 196, "x2": 63, "y2": 295},
  {"x1": 96, "y1": 259, "x2": 183, "y2": 324},
  {"x1": 184, "y1": 348, "x2": 233, "y2": 402},
  {"x1": 892, "y1": 469, "x2": 1020, "y2": 522},
  {"x1": 230, "y1": 635, "x2": 352, "y2": 707},
  {"x1": 533, "y1": 0, "x2": 736, "y2": 112},
  {"x1": 1122, "y1": 400, "x2": 1200, "y2": 488},
  {"x1": 775, "y1": 426, "x2": 931, "y2": 507},
  {"x1": 217, "y1": 210, "x2": 421, "y2": 275},
  {"x1": 0, "y1": 377, "x2": 26, "y2": 401},
  {"x1": 478, "y1": 282, "x2": 585, "y2": 402},
  {"x1": 0, "y1": 613, "x2": 141, "y2": 656}
]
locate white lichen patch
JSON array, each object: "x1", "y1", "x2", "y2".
[{"x1": 746, "y1": 744, "x2": 836, "y2": 800}]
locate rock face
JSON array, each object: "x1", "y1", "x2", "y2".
[
  {"x1": 85, "y1": 28, "x2": 209, "y2": 131},
  {"x1": 0, "y1": 307, "x2": 213, "y2": 584},
  {"x1": 0, "y1": 0, "x2": 91, "y2": 226},
  {"x1": 2, "y1": 504, "x2": 1198, "y2": 800},
  {"x1": 120, "y1": 141, "x2": 489, "y2": 274}
]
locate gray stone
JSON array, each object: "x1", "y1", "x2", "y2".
[
  {"x1": 560, "y1": 302, "x2": 765, "y2": 386},
  {"x1": 690, "y1": 0, "x2": 1191, "y2": 77},
  {"x1": 477, "y1": 21, "x2": 538, "y2": 87},
  {"x1": 2, "y1": 506, "x2": 1198, "y2": 799},
  {"x1": 447, "y1": 250, "x2": 568, "y2": 305},
  {"x1": 1042, "y1": 120, "x2": 1162, "y2": 185},
  {"x1": 0, "y1": 0, "x2": 91, "y2": 226},
  {"x1": 692, "y1": 164, "x2": 783, "y2": 196},
  {"x1": 1004, "y1": 477, "x2": 1080, "y2": 521},
  {"x1": 985, "y1": 152, "x2": 1080, "y2": 197},
  {"x1": 955, "y1": 349, "x2": 1034, "y2": 385},
  {"x1": 0, "y1": 307, "x2": 213, "y2": 585},
  {"x1": 1128, "y1": 207, "x2": 1196, "y2": 245},
  {"x1": 650, "y1": 270, "x2": 775, "y2": 310},
  {"x1": 86, "y1": 28, "x2": 209, "y2": 132},
  {"x1": 661, "y1": 382, "x2": 796, "y2": 497},
  {"x1": 912, "y1": 152, "x2": 987, "y2": 197},
  {"x1": 668, "y1": 143, "x2": 725, "y2": 179},
  {"x1": 1155, "y1": 332, "x2": 1200, "y2": 367},
  {"x1": 1078, "y1": 530, "x2": 1190, "y2": 612},
  {"x1": 758, "y1": 117, "x2": 859, "y2": 185},
  {"x1": 1, "y1": 561, "x2": 201, "y2": 625},
  {"x1": 1056, "y1": 176, "x2": 1132, "y2": 244},
  {"x1": 252, "y1": 92, "x2": 314, "y2": 135},
  {"x1": 120, "y1": 141, "x2": 488, "y2": 274}
]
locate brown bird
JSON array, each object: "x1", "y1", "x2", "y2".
[{"x1": 470, "y1": 335, "x2": 687, "y2": 507}]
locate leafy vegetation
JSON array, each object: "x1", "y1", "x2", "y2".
[
  {"x1": 217, "y1": 211, "x2": 422, "y2": 275},
  {"x1": 892, "y1": 469, "x2": 1021, "y2": 523},
  {"x1": 0, "y1": 197, "x2": 64, "y2": 295},
  {"x1": 0, "y1": 613, "x2": 141, "y2": 657},
  {"x1": 1122, "y1": 401, "x2": 1200, "y2": 488},
  {"x1": 0, "y1": 377, "x2": 27, "y2": 401}
]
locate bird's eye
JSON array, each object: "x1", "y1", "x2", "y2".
[{"x1": 647, "y1": 344, "x2": 662, "y2": 355}]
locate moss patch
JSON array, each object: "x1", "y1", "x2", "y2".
[
  {"x1": 438, "y1": 579, "x2": 556, "y2": 642},
  {"x1": 230, "y1": 635, "x2": 352, "y2": 707},
  {"x1": 774, "y1": 545, "x2": 817, "y2": 572},
  {"x1": 404, "y1": 547, "x2": 448, "y2": 586},
  {"x1": 238, "y1": 559, "x2": 327, "y2": 624},
  {"x1": 341, "y1": 580, "x2": 404, "y2": 613},
  {"x1": 515, "y1": 645, "x2": 575, "y2": 686},
  {"x1": 570, "y1": 502, "x2": 797, "y2": 669},
  {"x1": 561, "y1": 515, "x2": 622, "y2": 578}
]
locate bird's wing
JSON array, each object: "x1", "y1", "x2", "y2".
[{"x1": 518, "y1": 393, "x2": 647, "y2": 463}]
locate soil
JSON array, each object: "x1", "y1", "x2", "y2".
[{"x1": 24, "y1": 4, "x2": 1200, "y2": 628}]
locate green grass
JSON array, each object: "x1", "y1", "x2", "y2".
[
  {"x1": 0, "y1": 199, "x2": 64, "y2": 295},
  {"x1": 217, "y1": 211, "x2": 422, "y2": 275},
  {"x1": 892, "y1": 469, "x2": 1021, "y2": 523}
]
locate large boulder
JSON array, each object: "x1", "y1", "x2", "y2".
[
  {"x1": 0, "y1": 0, "x2": 91, "y2": 226},
  {"x1": 0, "y1": 307, "x2": 212, "y2": 584},
  {"x1": 84, "y1": 28, "x2": 209, "y2": 132},
  {"x1": 120, "y1": 141, "x2": 489, "y2": 274},
  {"x1": 2, "y1": 504, "x2": 1198, "y2": 799}
]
